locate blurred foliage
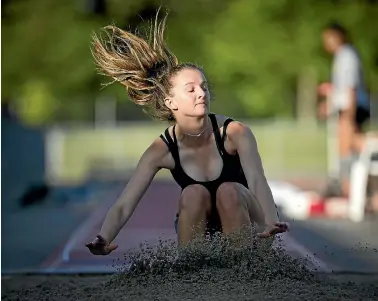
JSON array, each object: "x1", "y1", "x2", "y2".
[{"x1": 2, "y1": 0, "x2": 378, "y2": 124}]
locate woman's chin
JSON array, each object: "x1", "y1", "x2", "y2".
[
  {"x1": 195, "y1": 106, "x2": 209, "y2": 116},
  {"x1": 183, "y1": 107, "x2": 209, "y2": 119}
]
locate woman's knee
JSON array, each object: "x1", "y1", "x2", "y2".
[
  {"x1": 179, "y1": 184, "x2": 211, "y2": 214},
  {"x1": 216, "y1": 182, "x2": 247, "y2": 212}
]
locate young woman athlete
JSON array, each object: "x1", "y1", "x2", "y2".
[{"x1": 86, "y1": 11, "x2": 289, "y2": 256}]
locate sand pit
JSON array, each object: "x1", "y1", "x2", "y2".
[
  {"x1": 2, "y1": 272, "x2": 378, "y2": 300},
  {"x1": 2, "y1": 237, "x2": 378, "y2": 301}
]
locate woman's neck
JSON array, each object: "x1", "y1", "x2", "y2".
[{"x1": 175, "y1": 114, "x2": 212, "y2": 146}]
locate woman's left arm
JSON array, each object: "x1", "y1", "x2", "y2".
[{"x1": 227, "y1": 121, "x2": 280, "y2": 226}]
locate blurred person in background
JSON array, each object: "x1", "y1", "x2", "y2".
[
  {"x1": 318, "y1": 22, "x2": 371, "y2": 198},
  {"x1": 85, "y1": 10, "x2": 289, "y2": 256}
]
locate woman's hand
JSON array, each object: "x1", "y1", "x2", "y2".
[
  {"x1": 256, "y1": 222, "x2": 289, "y2": 238},
  {"x1": 85, "y1": 235, "x2": 118, "y2": 255}
]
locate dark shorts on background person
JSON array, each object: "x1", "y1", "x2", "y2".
[
  {"x1": 355, "y1": 106, "x2": 370, "y2": 131},
  {"x1": 339, "y1": 106, "x2": 370, "y2": 132},
  {"x1": 338, "y1": 106, "x2": 370, "y2": 179}
]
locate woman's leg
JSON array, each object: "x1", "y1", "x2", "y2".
[
  {"x1": 177, "y1": 184, "x2": 211, "y2": 246},
  {"x1": 216, "y1": 182, "x2": 266, "y2": 245}
]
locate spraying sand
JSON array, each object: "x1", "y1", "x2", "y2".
[{"x1": 2, "y1": 235, "x2": 377, "y2": 301}]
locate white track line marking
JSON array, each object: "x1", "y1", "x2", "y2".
[
  {"x1": 276, "y1": 233, "x2": 335, "y2": 273},
  {"x1": 47, "y1": 189, "x2": 121, "y2": 271}
]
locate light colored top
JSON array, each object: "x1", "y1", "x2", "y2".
[{"x1": 331, "y1": 44, "x2": 369, "y2": 111}]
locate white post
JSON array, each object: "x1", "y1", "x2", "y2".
[{"x1": 349, "y1": 160, "x2": 369, "y2": 222}]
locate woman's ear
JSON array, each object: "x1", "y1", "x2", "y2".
[{"x1": 165, "y1": 97, "x2": 178, "y2": 111}]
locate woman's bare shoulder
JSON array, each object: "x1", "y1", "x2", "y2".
[
  {"x1": 213, "y1": 114, "x2": 246, "y2": 131},
  {"x1": 212, "y1": 114, "x2": 254, "y2": 142},
  {"x1": 140, "y1": 132, "x2": 174, "y2": 170}
]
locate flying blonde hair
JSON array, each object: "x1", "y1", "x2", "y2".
[{"x1": 91, "y1": 8, "x2": 201, "y2": 121}]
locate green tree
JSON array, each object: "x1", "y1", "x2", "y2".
[
  {"x1": 2, "y1": 0, "x2": 377, "y2": 123},
  {"x1": 202, "y1": 0, "x2": 378, "y2": 118}
]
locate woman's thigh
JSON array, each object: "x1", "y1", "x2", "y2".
[
  {"x1": 174, "y1": 184, "x2": 212, "y2": 233},
  {"x1": 216, "y1": 182, "x2": 264, "y2": 225}
]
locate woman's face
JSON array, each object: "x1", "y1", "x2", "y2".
[{"x1": 165, "y1": 68, "x2": 211, "y2": 119}]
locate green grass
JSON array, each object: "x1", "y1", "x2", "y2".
[{"x1": 56, "y1": 121, "x2": 327, "y2": 182}]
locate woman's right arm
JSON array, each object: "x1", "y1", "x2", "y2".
[{"x1": 96, "y1": 139, "x2": 169, "y2": 245}]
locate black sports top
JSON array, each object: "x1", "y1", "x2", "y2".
[
  {"x1": 160, "y1": 113, "x2": 249, "y2": 234},
  {"x1": 160, "y1": 113, "x2": 248, "y2": 200}
]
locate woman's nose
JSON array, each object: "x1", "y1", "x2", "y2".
[{"x1": 197, "y1": 87, "x2": 206, "y2": 98}]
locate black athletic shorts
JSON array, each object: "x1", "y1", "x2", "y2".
[
  {"x1": 339, "y1": 106, "x2": 370, "y2": 132},
  {"x1": 355, "y1": 106, "x2": 370, "y2": 131}
]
